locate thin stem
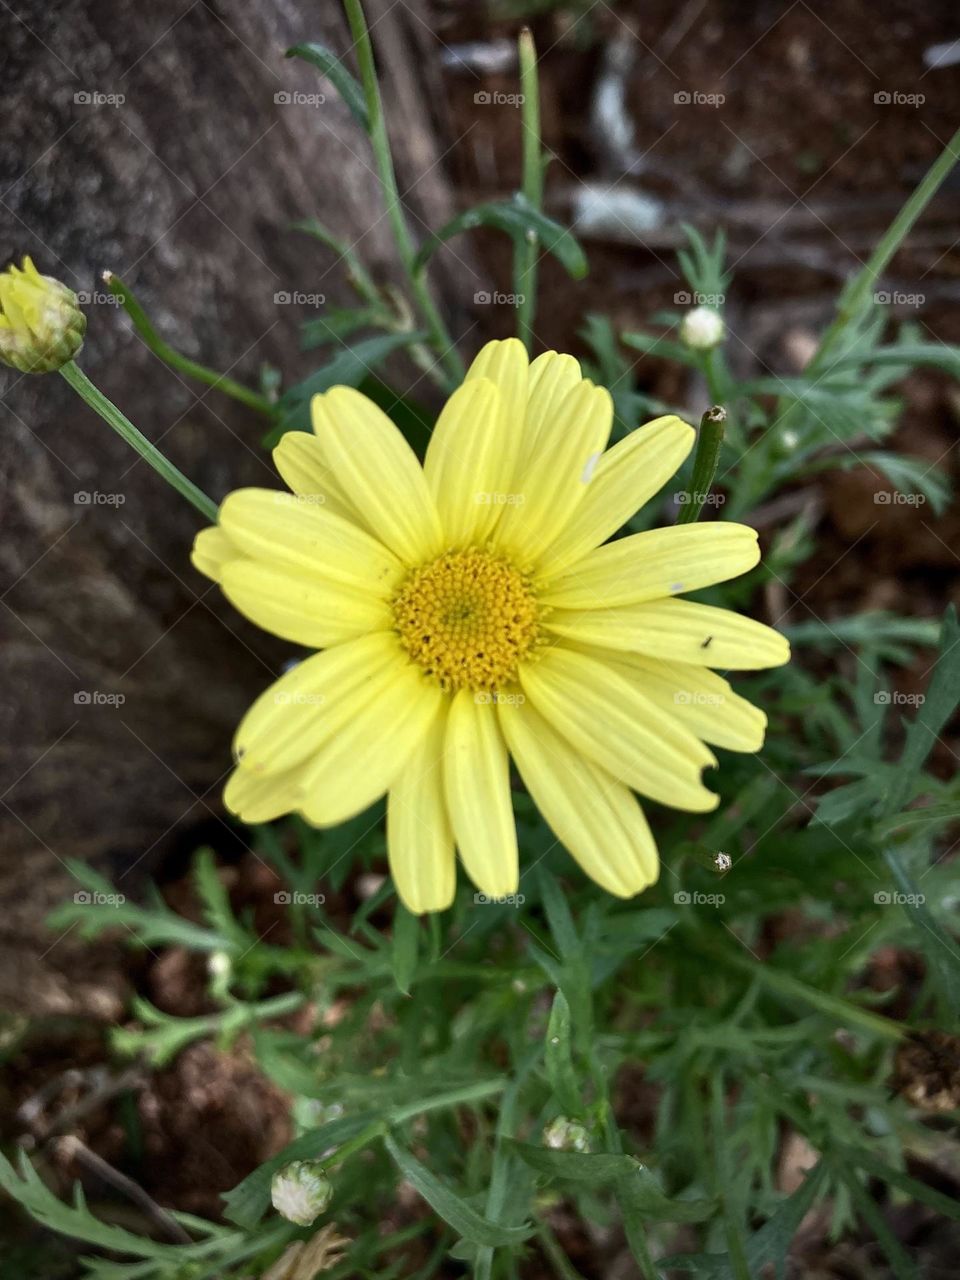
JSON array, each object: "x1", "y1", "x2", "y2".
[
  {"x1": 60, "y1": 361, "x2": 219, "y2": 523},
  {"x1": 102, "y1": 272, "x2": 273, "y2": 416},
  {"x1": 676, "y1": 405, "x2": 726, "y2": 524},
  {"x1": 515, "y1": 28, "x2": 542, "y2": 352},
  {"x1": 812, "y1": 123, "x2": 960, "y2": 369},
  {"x1": 342, "y1": 0, "x2": 464, "y2": 388}
]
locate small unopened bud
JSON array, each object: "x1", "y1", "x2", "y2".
[
  {"x1": 543, "y1": 1116, "x2": 591, "y2": 1152},
  {"x1": 271, "y1": 1160, "x2": 333, "y2": 1226},
  {"x1": 680, "y1": 305, "x2": 724, "y2": 352},
  {"x1": 0, "y1": 256, "x2": 86, "y2": 373}
]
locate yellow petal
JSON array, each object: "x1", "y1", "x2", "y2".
[
  {"x1": 443, "y1": 690, "x2": 518, "y2": 897},
  {"x1": 522, "y1": 351, "x2": 582, "y2": 464},
  {"x1": 298, "y1": 660, "x2": 443, "y2": 827},
  {"x1": 234, "y1": 633, "x2": 405, "y2": 775},
  {"x1": 191, "y1": 526, "x2": 238, "y2": 583},
  {"x1": 219, "y1": 489, "x2": 403, "y2": 593},
  {"x1": 538, "y1": 523, "x2": 760, "y2": 609},
  {"x1": 535, "y1": 415, "x2": 695, "y2": 578},
  {"x1": 221, "y1": 560, "x2": 392, "y2": 648},
  {"x1": 545, "y1": 598, "x2": 791, "y2": 670},
  {"x1": 387, "y1": 702, "x2": 457, "y2": 913},
  {"x1": 312, "y1": 386, "x2": 443, "y2": 564},
  {"x1": 518, "y1": 646, "x2": 719, "y2": 812},
  {"x1": 273, "y1": 430, "x2": 371, "y2": 526},
  {"x1": 498, "y1": 697, "x2": 658, "y2": 896},
  {"x1": 573, "y1": 645, "x2": 767, "y2": 753},
  {"x1": 423, "y1": 378, "x2": 505, "y2": 546},
  {"x1": 224, "y1": 762, "x2": 305, "y2": 823},
  {"x1": 494, "y1": 380, "x2": 613, "y2": 566},
  {"x1": 464, "y1": 337, "x2": 529, "y2": 491}
]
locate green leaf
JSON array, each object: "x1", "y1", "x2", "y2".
[
  {"x1": 286, "y1": 43, "x2": 369, "y2": 129},
  {"x1": 883, "y1": 606, "x2": 960, "y2": 816},
  {"x1": 508, "y1": 1142, "x2": 639, "y2": 1185},
  {"x1": 392, "y1": 903, "x2": 419, "y2": 995},
  {"x1": 266, "y1": 331, "x2": 428, "y2": 442},
  {"x1": 383, "y1": 1134, "x2": 532, "y2": 1246},
  {"x1": 544, "y1": 991, "x2": 583, "y2": 1117},
  {"x1": 414, "y1": 195, "x2": 587, "y2": 280},
  {"x1": 614, "y1": 1165, "x2": 716, "y2": 1223}
]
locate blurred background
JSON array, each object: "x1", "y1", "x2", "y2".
[{"x1": 1, "y1": 0, "x2": 959, "y2": 1261}]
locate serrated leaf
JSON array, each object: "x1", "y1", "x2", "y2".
[
  {"x1": 883, "y1": 606, "x2": 960, "y2": 816},
  {"x1": 883, "y1": 848, "x2": 960, "y2": 1019},
  {"x1": 844, "y1": 451, "x2": 950, "y2": 516},
  {"x1": 384, "y1": 1134, "x2": 532, "y2": 1246},
  {"x1": 286, "y1": 43, "x2": 369, "y2": 129},
  {"x1": 414, "y1": 194, "x2": 587, "y2": 280}
]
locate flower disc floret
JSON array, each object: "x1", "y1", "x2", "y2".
[{"x1": 392, "y1": 548, "x2": 541, "y2": 692}]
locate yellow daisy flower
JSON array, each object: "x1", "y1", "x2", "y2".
[{"x1": 193, "y1": 340, "x2": 788, "y2": 913}]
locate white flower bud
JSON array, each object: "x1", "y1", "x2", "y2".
[
  {"x1": 543, "y1": 1116, "x2": 591, "y2": 1152},
  {"x1": 271, "y1": 1160, "x2": 333, "y2": 1226},
  {"x1": 680, "y1": 305, "x2": 725, "y2": 352}
]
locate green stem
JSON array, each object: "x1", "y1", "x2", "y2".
[
  {"x1": 342, "y1": 0, "x2": 464, "y2": 388},
  {"x1": 710, "y1": 1074, "x2": 751, "y2": 1280},
  {"x1": 60, "y1": 361, "x2": 219, "y2": 523},
  {"x1": 812, "y1": 124, "x2": 960, "y2": 370},
  {"x1": 103, "y1": 272, "x2": 273, "y2": 416},
  {"x1": 676, "y1": 405, "x2": 726, "y2": 524},
  {"x1": 515, "y1": 28, "x2": 542, "y2": 352}
]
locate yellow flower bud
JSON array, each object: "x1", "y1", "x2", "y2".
[{"x1": 0, "y1": 256, "x2": 86, "y2": 373}]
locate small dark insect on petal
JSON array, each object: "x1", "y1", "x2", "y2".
[{"x1": 700, "y1": 635, "x2": 714, "y2": 650}]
